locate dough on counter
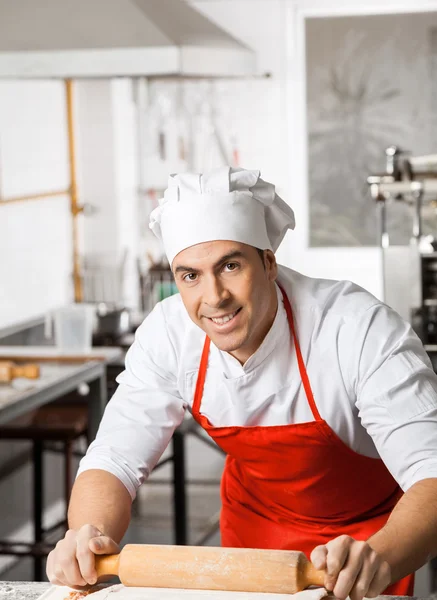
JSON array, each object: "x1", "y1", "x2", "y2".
[{"x1": 38, "y1": 584, "x2": 328, "y2": 600}]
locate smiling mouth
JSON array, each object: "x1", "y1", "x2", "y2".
[{"x1": 208, "y1": 308, "x2": 242, "y2": 325}]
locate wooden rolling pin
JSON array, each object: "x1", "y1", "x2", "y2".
[
  {"x1": 95, "y1": 544, "x2": 326, "y2": 594},
  {"x1": 0, "y1": 361, "x2": 40, "y2": 383}
]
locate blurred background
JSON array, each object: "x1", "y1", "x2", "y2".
[{"x1": 0, "y1": 0, "x2": 437, "y2": 595}]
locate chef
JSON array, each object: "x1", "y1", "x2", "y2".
[{"x1": 47, "y1": 167, "x2": 437, "y2": 600}]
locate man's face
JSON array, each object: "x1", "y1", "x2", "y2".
[{"x1": 172, "y1": 240, "x2": 278, "y2": 364}]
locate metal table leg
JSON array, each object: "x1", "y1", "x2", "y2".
[
  {"x1": 33, "y1": 440, "x2": 43, "y2": 581},
  {"x1": 430, "y1": 557, "x2": 437, "y2": 593},
  {"x1": 172, "y1": 429, "x2": 187, "y2": 545},
  {"x1": 87, "y1": 371, "x2": 107, "y2": 442}
]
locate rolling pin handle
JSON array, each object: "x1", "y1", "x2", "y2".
[
  {"x1": 302, "y1": 559, "x2": 326, "y2": 589},
  {"x1": 95, "y1": 553, "x2": 120, "y2": 579}
]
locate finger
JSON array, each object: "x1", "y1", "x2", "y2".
[
  {"x1": 46, "y1": 551, "x2": 55, "y2": 581},
  {"x1": 47, "y1": 577, "x2": 64, "y2": 586},
  {"x1": 85, "y1": 536, "x2": 120, "y2": 586},
  {"x1": 51, "y1": 561, "x2": 67, "y2": 587},
  {"x1": 89, "y1": 535, "x2": 120, "y2": 555},
  {"x1": 324, "y1": 539, "x2": 351, "y2": 591},
  {"x1": 310, "y1": 545, "x2": 328, "y2": 571},
  {"x1": 366, "y1": 561, "x2": 392, "y2": 598},
  {"x1": 349, "y1": 553, "x2": 380, "y2": 600},
  {"x1": 332, "y1": 542, "x2": 367, "y2": 600},
  {"x1": 76, "y1": 538, "x2": 98, "y2": 586},
  {"x1": 47, "y1": 541, "x2": 69, "y2": 587},
  {"x1": 46, "y1": 551, "x2": 64, "y2": 586},
  {"x1": 56, "y1": 530, "x2": 87, "y2": 588},
  {"x1": 74, "y1": 525, "x2": 105, "y2": 585},
  {"x1": 57, "y1": 553, "x2": 87, "y2": 588},
  {"x1": 87, "y1": 536, "x2": 120, "y2": 583}
]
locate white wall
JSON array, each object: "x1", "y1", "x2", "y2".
[
  {"x1": 2, "y1": 0, "x2": 434, "y2": 329},
  {"x1": 189, "y1": 0, "x2": 436, "y2": 301},
  {"x1": 0, "y1": 77, "x2": 140, "y2": 330},
  {"x1": 76, "y1": 80, "x2": 119, "y2": 259},
  {"x1": 75, "y1": 78, "x2": 139, "y2": 308},
  {"x1": 112, "y1": 79, "x2": 140, "y2": 309},
  {"x1": 287, "y1": 0, "x2": 437, "y2": 301},
  {"x1": 0, "y1": 80, "x2": 72, "y2": 328},
  {"x1": 188, "y1": 0, "x2": 385, "y2": 299}
]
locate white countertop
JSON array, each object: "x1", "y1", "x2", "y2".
[
  {"x1": 0, "y1": 582, "x2": 430, "y2": 600},
  {"x1": 0, "y1": 346, "x2": 122, "y2": 363}
]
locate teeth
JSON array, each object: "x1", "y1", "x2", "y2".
[{"x1": 211, "y1": 310, "x2": 238, "y2": 325}]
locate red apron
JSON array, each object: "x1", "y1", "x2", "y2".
[{"x1": 191, "y1": 286, "x2": 414, "y2": 596}]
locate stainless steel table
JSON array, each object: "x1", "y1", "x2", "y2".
[
  {"x1": 0, "y1": 362, "x2": 107, "y2": 440},
  {"x1": 0, "y1": 359, "x2": 115, "y2": 581}
]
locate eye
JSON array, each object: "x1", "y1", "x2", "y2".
[
  {"x1": 224, "y1": 262, "x2": 238, "y2": 272},
  {"x1": 183, "y1": 272, "x2": 197, "y2": 283}
]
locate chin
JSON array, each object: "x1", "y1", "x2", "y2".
[{"x1": 209, "y1": 334, "x2": 246, "y2": 353}]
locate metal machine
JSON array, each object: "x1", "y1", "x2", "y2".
[{"x1": 368, "y1": 147, "x2": 437, "y2": 347}]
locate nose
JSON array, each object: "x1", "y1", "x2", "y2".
[{"x1": 203, "y1": 275, "x2": 230, "y2": 308}]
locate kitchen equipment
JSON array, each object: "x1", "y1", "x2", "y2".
[
  {"x1": 139, "y1": 257, "x2": 178, "y2": 315},
  {"x1": 82, "y1": 250, "x2": 128, "y2": 305},
  {"x1": 0, "y1": 360, "x2": 40, "y2": 383},
  {"x1": 45, "y1": 304, "x2": 94, "y2": 353},
  {"x1": 0, "y1": 402, "x2": 89, "y2": 581},
  {"x1": 92, "y1": 303, "x2": 131, "y2": 344},
  {"x1": 368, "y1": 147, "x2": 437, "y2": 248},
  {"x1": 367, "y1": 147, "x2": 437, "y2": 337},
  {"x1": 95, "y1": 544, "x2": 326, "y2": 594}
]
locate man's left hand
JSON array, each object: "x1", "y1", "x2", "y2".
[{"x1": 310, "y1": 535, "x2": 392, "y2": 600}]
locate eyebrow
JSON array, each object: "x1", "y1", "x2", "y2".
[{"x1": 174, "y1": 250, "x2": 246, "y2": 275}]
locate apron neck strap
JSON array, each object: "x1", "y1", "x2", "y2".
[
  {"x1": 193, "y1": 336, "x2": 211, "y2": 415},
  {"x1": 278, "y1": 284, "x2": 321, "y2": 421},
  {"x1": 193, "y1": 284, "x2": 322, "y2": 422}
]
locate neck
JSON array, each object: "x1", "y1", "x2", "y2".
[{"x1": 230, "y1": 284, "x2": 279, "y2": 366}]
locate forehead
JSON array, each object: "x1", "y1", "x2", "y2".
[{"x1": 172, "y1": 240, "x2": 253, "y2": 269}]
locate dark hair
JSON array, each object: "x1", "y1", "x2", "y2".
[{"x1": 256, "y1": 247, "x2": 266, "y2": 269}]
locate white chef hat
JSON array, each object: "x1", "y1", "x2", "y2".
[{"x1": 149, "y1": 166, "x2": 295, "y2": 265}]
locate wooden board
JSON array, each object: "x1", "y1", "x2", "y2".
[{"x1": 38, "y1": 584, "x2": 329, "y2": 600}]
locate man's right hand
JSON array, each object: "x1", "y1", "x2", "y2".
[{"x1": 46, "y1": 524, "x2": 120, "y2": 588}]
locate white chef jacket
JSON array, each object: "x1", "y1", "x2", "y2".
[{"x1": 78, "y1": 265, "x2": 437, "y2": 499}]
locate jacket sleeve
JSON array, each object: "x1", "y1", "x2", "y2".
[
  {"x1": 350, "y1": 302, "x2": 437, "y2": 491},
  {"x1": 77, "y1": 302, "x2": 186, "y2": 499}
]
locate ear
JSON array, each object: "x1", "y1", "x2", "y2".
[{"x1": 264, "y1": 250, "x2": 278, "y2": 282}]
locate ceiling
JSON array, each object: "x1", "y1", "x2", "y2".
[{"x1": 0, "y1": 0, "x2": 256, "y2": 78}]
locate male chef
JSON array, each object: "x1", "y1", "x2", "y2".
[{"x1": 47, "y1": 167, "x2": 437, "y2": 600}]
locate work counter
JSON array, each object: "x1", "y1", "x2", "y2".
[
  {"x1": 0, "y1": 582, "x2": 434, "y2": 600},
  {"x1": 0, "y1": 581, "x2": 47, "y2": 600},
  {"x1": 0, "y1": 347, "x2": 122, "y2": 439},
  {"x1": 0, "y1": 582, "x2": 431, "y2": 599}
]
